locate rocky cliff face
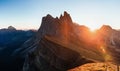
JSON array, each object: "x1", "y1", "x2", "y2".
[
  {"x1": 37, "y1": 11, "x2": 73, "y2": 39},
  {"x1": 21, "y1": 11, "x2": 120, "y2": 71},
  {"x1": 22, "y1": 12, "x2": 98, "y2": 71},
  {"x1": 98, "y1": 25, "x2": 120, "y2": 65}
]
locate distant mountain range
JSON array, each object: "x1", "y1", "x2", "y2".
[
  {"x1": 0, "y1": 26, "x2": 36, "y2": 71},
  {"x1": 0, "y1": 12, "x2": 120, "y2": 71}
]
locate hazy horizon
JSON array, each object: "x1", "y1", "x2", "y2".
[{"x1": 1, "y1": 0, "x2": 120, "y2": 30}]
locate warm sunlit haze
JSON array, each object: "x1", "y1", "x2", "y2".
[{"x1": 1, "y1": 0, "x2": 120, "y2": 30}]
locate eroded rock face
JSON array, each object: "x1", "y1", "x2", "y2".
[
  {"x1": 37, "y1": 11, "x2": 73, "y2": 39},
  {"x1": 22, "y1": 12, "x2": 94, "y2": 71},
  {"x1": 22, "y1": 11, "x2": 120, "y2": 71}
]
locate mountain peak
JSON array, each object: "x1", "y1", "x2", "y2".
[
  {"x1": 64, "y1": 11, "x2": 69, "y2": 16},
  {"x1": 38, "y1": 11, "x2": 73, "y2": 38},
  {"x1": 59, "y1": 11, "x2": 72, "y2": 23},
  {"x1": 8, "y1": 26, "x2": 16, "y2": 30},
  {"x1": 100, "y1": 25, "x2": 112, "y2": 32},
  {"x1": 46, "y1": 14, "x2": 53, "y2": 18}
]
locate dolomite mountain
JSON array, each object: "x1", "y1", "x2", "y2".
[
  {"x1": 11, "y1": 11, "x2": 120, "y2": 71},
  {"x1": 21, "y1": 12, "x2": 95, "y2": 71}
]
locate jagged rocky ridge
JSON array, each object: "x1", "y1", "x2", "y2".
[
  {"x1": 20, "y1": 12, "x2": 94, "y2": 71},
  {"x1": 21, "y1": 12, "x2": 114, "y2": 71}
]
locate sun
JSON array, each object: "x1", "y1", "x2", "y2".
[
  {"x1": 88, "y1": 26, "x2": 98, "y2": 32},
  {"x1": 89, "y1": 27, "x2": 96, "y2": 32},
  {"x1": 86, "y1": 23, "x2": 102, "y2": 32}
]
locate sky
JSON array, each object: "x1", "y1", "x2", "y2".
[{"x1": 0, "y1": 0, "x2": 120, "y2": 30}]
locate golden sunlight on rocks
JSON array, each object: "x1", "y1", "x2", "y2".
[{"x1": 68, "y1": 62, "x2": 119, "y2": 71}]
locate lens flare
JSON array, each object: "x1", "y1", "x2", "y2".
[{"x1": 100, "y1": 46, "x2": 106, "y2": 53}]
